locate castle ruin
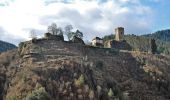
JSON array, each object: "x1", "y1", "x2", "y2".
[{"x1": 115, "y1": 27, "x2": 124, "y2": 41}]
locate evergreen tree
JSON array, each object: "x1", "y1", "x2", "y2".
[{"x1": 151, "y1": 38, "x2": 157, "y2": 54}]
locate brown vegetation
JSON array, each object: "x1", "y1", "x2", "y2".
[{"x1": 0, "y1": 39, "x2": 170, "y2": 100}]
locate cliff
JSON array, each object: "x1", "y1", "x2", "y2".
[{"x1": 0, "y1": 39, "x2": 170, "y2": 100}]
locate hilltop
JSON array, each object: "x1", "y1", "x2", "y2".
[
  {"x1": 103, "y1": 34, "x2": 170, "y2": 56},
  {"x1": 143, "y1": 29, "x2": 170, "y2": 42},
  {"x1": 0, "y1": 38, "x2": 170, "y2": 100},
  {"x1": 0, "y1": 40, "x2": 16, "y2": 53}
]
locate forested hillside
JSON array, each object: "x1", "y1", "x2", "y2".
[
  {"x1": 103, "y1": 34, "x2": 170, "y2": 55},
  {"x1": 143, "y1": 29, "x2": 170, "y2": 42},
  {"x1": 0, "y1": 40, "x2": 17, "y2": 53}
]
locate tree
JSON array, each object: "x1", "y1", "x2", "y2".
[
  {"x1": 26, "y1": 87, "x2": 51, "y2": 100},
  {"x1": 48, "y1": 23, "x2": 58, "y2": 35},
  {"x1": 57, "y1": 27, "x2": 63, "y2": 36},
  {"x1": 75, "y1": 30, "x2": 83, "y2": 39},
  {"x1": 64, "y1": 25, "x2": 73, "y2": 40},
  {"x1": 30, "y1": 29, "x2": 37, "y2": 39},
  {"x1": 48, "y1": 23, "x2": 64, "y2": 36},
  {"x1": 64, "y1": 25, "x2": 84, "y2": 40},
  {"x1": 151, "y1": 38, "x2": 157, "y2": 54}
]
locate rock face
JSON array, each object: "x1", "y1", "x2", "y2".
[
  {"x1": 0, "y1": 39, "x2": 170, "y2": 100},
  {"x1": 0, "y1": 40, "x2": 16, "y2": 53}
]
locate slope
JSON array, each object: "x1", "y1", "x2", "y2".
[
  {"x1": 143, "y1": 29, "x2": 170, "y2": 42},
  {"x1": 0, "y1": 39, "x2": 170, "y2": 100},
  {"x1": 103, "y1": 34, "x2": 170, "y2": 56},
  {"x1": 0, "y1": 40, "x2": 17, "y2": 53}
]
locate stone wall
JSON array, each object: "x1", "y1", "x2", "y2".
[
  {"x1": 18, "y1": 39, "x2": 118, "y2": 63},
  {"x1": 104, "y1": 40, "x2": 132, "y2": 50}
]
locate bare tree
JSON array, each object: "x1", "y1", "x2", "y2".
[
  {"x1": 57, "y1": 27, "x2": 63, "y2": 36},
  {"x1": 48, "y1": 23, "x2": 58, "y2": 35},
  {"x1": 30, "y1": 29, "x2": 37, "y2": 39},
  {"x1": 64, "y1": 25, "x2": 73, "y2": 40}
]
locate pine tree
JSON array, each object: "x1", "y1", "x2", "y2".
[{"x1": 151, "y1": 38, "x2": 157, "y2": 54}]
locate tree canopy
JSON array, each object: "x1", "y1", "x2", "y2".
[
  {"x1": 64, "y1": 25, "x2": 83, "y2": 40},
  {"x1": 48, "y1": 23, "x2": 63, "y2": 35}
]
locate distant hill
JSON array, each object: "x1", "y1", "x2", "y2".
[
  {"x1": 0, "y1": 40, "x2": 17, "y2": 52},
  {"x1": 143, "y1": 29, "x2": 170, "y2": 42}
]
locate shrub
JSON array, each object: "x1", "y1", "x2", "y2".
[
  {"x1": 31, "y1": 38, "x2": 37, "y2": 43},
  {"x1": 88, "y1": 90, "x2": 95, "y2": 99},
  {"x1": 75, "y1": 74, "x2": 85, "y2": 87},
  {"x1": 22, "y1": 74, "x2": 27, "y2": 83},
  {"x1": 108, "y1": 88, "x2": 114, "y2": 97},
  {"x1": 18, "y1": 42, "x2": 27, "y2": 56},
  {"x1": 25, "y1": 87, "x2": 51, "y2": 100},
  {"x1": 10, "y1": 96, "x2": 17, "y2": 100}
]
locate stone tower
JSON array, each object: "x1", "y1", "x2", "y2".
[{"x1": 115, "y1": 27, "x2": 124, "y2": 41}]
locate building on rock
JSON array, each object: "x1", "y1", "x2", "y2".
[{"x1": 91, "y1": 37, "x2": 103, "y2": 47}]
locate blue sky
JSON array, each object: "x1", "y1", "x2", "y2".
[
  {"x1": 0, "y1": 0, "x2": 170, "y2": 45},
  {"x1": 141, "y1": 0, "x2": 170, "y2": 31}
]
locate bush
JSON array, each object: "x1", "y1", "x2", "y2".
[
  {"x1": 26, "y1": 87, "x2": 51, "y2": 100},
  {"x1": 108, "y1": 88, "x2": 114, "y2": 97},
  {"x1": 18, "y1": 42, "x2": 27, "y2": 56},
  {"x1": 88, "y1": 90, "x2": 95, "y2": 99},
  {"x1": 75, "y1": 74, "x2": 85, "y2": 87},
  {"x1": 96, "y1": 61, "x2": 103, "y2": 70},
  {"x1": 31, "y1": 38, "x2": 37, "y2": 43}
]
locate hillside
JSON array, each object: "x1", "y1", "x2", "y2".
[
  {"x1": 124, "y1": 35, "x2": 170, "y2": 55},
  {"x1": 0, "y1": 39, "x2": 170, "y2": 100},
  {"x1": 143, "y1": 29, "x2": 170, "y2": 42},
  {"x1": 0, "y1": 40, "x2": 16, "y2": 53},
  {"x1": 103, "y1": 34, "x2": 170, "y2": 55}
]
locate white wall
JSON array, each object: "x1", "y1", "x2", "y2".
[{"x1": 92, "y1": 39, "x2": 103, "y2": 45}]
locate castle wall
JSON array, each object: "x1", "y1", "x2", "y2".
[
  {"x1": 19, "y1": 40, "x2": 116, "y2": 63},
  {"x1": 104, "y1": 40, "x2": 132, "y2": 50}
]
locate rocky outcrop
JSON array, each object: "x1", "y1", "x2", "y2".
[{"x1": 0, "y1": 39, "x2": 170, "y2": 100}]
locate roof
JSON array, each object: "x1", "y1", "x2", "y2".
[{"x1": 92, "y1": 37, "x2": 103, "y2": 40}]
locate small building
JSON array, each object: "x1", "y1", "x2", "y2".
[
  {"x1": 115, "y1": 27, "x2": 124, "y2": 41},
  {"x1": 92, "y1": 37, "x2": 103, "y2": 47}
]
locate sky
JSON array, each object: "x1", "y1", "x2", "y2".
[{"x1": 0, "y1": 0, "x2": 170, "y2": 45}]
